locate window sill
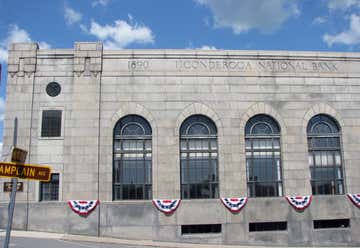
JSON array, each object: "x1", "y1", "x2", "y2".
[
  {"x1": 314, "y1": 227, "x2": 350, "y2": 231},
  {"x1": 249, "y1": 230, "x2": 288, "y2": 234},
  {"x1": 312, "y1": 193, "x2": 345, "y2": 196},
  {"x1": 38, "y1": 136, "x2": 64, "y2": 140}
]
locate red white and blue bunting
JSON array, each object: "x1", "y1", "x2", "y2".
[
  {"x1": 285, "y1": 196, "x2": 312, "y2": 210},
  {"x1": 347, "y1": 194, "x2": 360, "y2": 208},
  {"x1": 68, "y1": 200, "x2": 99, "y2": 216},
  {"x1": 152, "y1": 199, "x2": 181, "y2": 215},
  {"x1": 220, "y1": 197, "x2": 248, "y2": 213}
]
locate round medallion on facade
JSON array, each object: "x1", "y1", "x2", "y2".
[{"x1": 46, "y1": 82, "x2": 61, "y2": 97}]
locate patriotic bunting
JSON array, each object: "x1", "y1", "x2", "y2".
[
  {"x1": 68, "y1": 200, "x2": 99, "y2": 216},
  {"x1": 220, "y1": 197, "x2": 248, "y2": 213},
  {"x1": 347, "y1": 194, "x2": 360, "y2": 208},
  {"x1": 285, "y1": 196, "x2": 312, "y2": 210},
  {"x1": 152, "y1": 199, "x2": 181, "y2": 214}
]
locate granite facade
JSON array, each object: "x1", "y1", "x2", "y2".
[{"x1": 0, "y1": 42, "x2": 360, "y2": 246}]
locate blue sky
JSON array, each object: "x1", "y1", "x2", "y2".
[{"x1": 0, "y1": 0, "x2": 360, "y2": 153}]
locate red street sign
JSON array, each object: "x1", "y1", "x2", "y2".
[{"x1": 0, "y1": 162, "x2": 51, "y2": 182}]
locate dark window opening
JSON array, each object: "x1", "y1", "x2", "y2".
[
  {"x1": 307, "y1": 114, "x2": 344, "y2": 195},
  {"x1": 245, "y1": 115, "x2": 283, "y2": 197},
  {"x1": 180, "y1": 115, "x2": 218, "y2": 199},
  {"x1": 41, "y1": 110, "x2": 62, "y2": 137},
  {"x1": 40, "y1": 173, "x2": 59, "y2": 201},
  {"x1": 181, "y1": 224, "x2": 221, "y2": 235},
  {"x1": 46, "y1": 82, "x2": 61, "y2": 97},
  {"x1": 113, "y1": 115, "x2": 152, "y2": 200},
  {"x1": 313, "y1": 219, "x2": 350, "y2": 229},
  {"x1": 249, "y1": 221, "x2": 287, "y2": 232}
]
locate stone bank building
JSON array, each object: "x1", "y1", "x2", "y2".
[{"x1": 0, "y1": 42, "x2": 360, "y2": 246}]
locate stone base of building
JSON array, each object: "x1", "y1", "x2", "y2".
[{"x1": 1, "y1": 195, "x2": 359, "y2": 246}]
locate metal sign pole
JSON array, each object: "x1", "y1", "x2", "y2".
[
  {"x1": 4, "y1": 178, "x2": 17, "y2": 248},
  {"x1": 4, "y1": 118, "x2": 18, "y2": 248}
]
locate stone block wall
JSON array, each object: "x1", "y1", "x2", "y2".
[{"x1": 1, "y1": 43, "x2": 360, "y2": 246}]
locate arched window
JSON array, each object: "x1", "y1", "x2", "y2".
[
  {"x1": 113, "y1": 115, "x2": 152, "y2": 200},
  {"x1": 307, "y1": 114, "x2": 344, "y2": 195},
  {"x1": 180, "y1": 115, "x2": 218, "y2": 199},
  {"x1": 245, "y1": 115, "x2": 283, "y2": 197}
]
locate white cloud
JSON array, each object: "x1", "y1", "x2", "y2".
[
  {"x1": 128, "y1": 14, "x2": 133, "y2": 22},
  {"x1": 79, "y1": 24, "x2": 88, "y2": 33},
  {"x1": 198, "y1": 45, "x2": 217, "y2": 50},
  {"x1": 313, "y1": 16, "x2": 327, "y2": 25},
  {"x1": 87, "y1": 18, "x2": 154, "y2": 49},
  {"x1": 0, "y1": 142, "x2": 2, "y2": 158},
  {"x1": 38, "y1": 41, "x2": 51, "y2": 49},
  {"x1": 92, "y1": 0, "x2": 110, "y2": 7},
  {"x1": 195, "y1": 0, "x2": 207, "y2": 4},
  {"x1": 0, "y1": 49, "x2": 7, "y2": 62},
  {"x1": 0, "y1": 25, "x2": 51, "y2": 63},
  {"x1": 194, "y1": 0, "x2": 300, "y2": 34},
  {"x1": 64, "y1": 6, "x2": 82, "y2": 25},
  {"x1": 0, "y1": 25, "x2": 32, "y2": 62},
  {"x1": 328, "y1": 0, "x2": 360, "y2": 10},
  {"x1": 186, "y1": 43, "x2": 218, "y2": 50},
  {"x1": 323, "y1": 14, "x2": 360, "y2": 46},
  {"x1": 321, "y1": 0, "x2": 360, "y2": 47},
  {"x1": 0, "y1": 24, "x2": 32, "y2": 61}
]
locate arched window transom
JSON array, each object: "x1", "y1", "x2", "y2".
[
  {"x1": 307, "y1": 114, "x2": 344, "y2": 195},
  {"x1": 113, "y1": 115, "x2": 152, "y2": 200},
  {"x1": 180, "y1": 115, "x2": 218, "y2": 199},
  {"x1": 245, "y1": 114, "x2": 283, "y2": 197}
]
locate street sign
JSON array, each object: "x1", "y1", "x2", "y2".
[
  {"x1": 3, "y1": 182, "x2": 23, "y2": 192},
  {"x1": 11, "y1": 148, "x2": 28, "y2": 163},
  {"x1": 0, "y1": 162, "x2": 51, "y2": 182}
]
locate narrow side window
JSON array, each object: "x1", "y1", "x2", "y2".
[
  {"x1": 40, "y1": 173, "x2": 60, "y2": 201},
  {"x1": 41, "y1": 110, "x2": 62, "y2": 137}
]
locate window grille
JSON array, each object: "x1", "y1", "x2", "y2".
[
  {"x1": 249, "y1": 221, "x2": 287, "y2": 232},
  {"x1": 41, "y1": 110, "x2": 62, "y2": 137},
  {"x1": 113, "y1": 115, "x2": 152, "y2": 200},
  {"x1": 40, "y1": 173, "x2": 59, "y2": 201},
  {"x1": 181, "y1": 224, "x2": 221, "y2": 234},
  {"x1": 180, "y1": 115, "x2": 218, "y2": 199},
  {"x1": 46, "y1": 82, "x2": 61, "y2": 97},
  {"x1": 313, "y1": 219, "x2": 350, "y2": 229},
  {"x1": 245, "y1": 115, "x2": 283, "y2": 197},
  {"x1": 307, "y1": 114, "x2": 344, "y2": 195}
]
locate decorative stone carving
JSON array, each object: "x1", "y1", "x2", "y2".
[
  {"x1": 73, "y1": 42, "x2": 103, "y2": 77},
  {"x1": 7, "y1": 43, "x2": 38, "y2": 78}
]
